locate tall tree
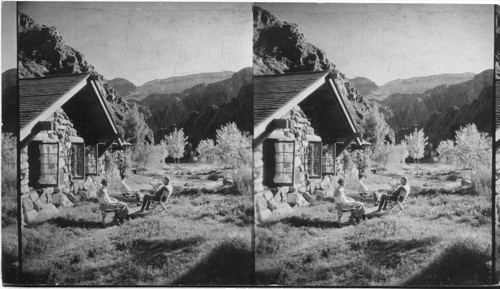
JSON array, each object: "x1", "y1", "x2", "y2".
[
  {"x1": 164, "y1": 128, "x2": 188, "y2": 173},
  {"x1": 404, "y1": 128, "x2": 428, "y2": 174},
  {"x1": 121, "y1": 104, "x2": 149, "y2": 146}
]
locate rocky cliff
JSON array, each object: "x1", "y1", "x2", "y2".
[
  {"x1": 17, "y1": 12, "x2": 154, "y2": 143},
  {"x1": 156, "y1": 84, "x2": 252, "y2": 147},
  {"x1": 253, "y1": 6, "x2": 392, "y2": 141},
  {"x1": 137, "y1": 67, "x2": 252, "y2": 132},
  {"x1": 350, "y1": 73, "x2": 476, "y2": 100},
  {"x1": 380, "y1": 69, "x2": 493, "y2": 133},
  {"x1": 107, "y1": 78, "x2": 137, "y2": 99},
  {"x1": 396, "y1": 85, "x2": 493, "y2": 147}
]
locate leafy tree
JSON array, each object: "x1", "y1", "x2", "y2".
[
  {"x1": 102, "y1": 151, "x2": 117, "y2": 179},
  {"x1": 115, "y1": 149, "x2": 131, "y2": 177},
  {"x1": 361, "y1": 106, "x2": 392, "y2": 147},
  {"x1": 131, "y1": 142, "x2": 165, "y2": 170},
  {"x1": 404, "y1": 128, "x2": 428, "y2": 174},
  {"x1": 215, "y1": 122, "x2": 251, "y2": 177},
  {"x1": 197, "y1": 139, "x2": 218, "y2": 165},
  {"x1": 436, "y1": 139, "x2": 457, "y2": 166},
  {"x1": 452, "y1": 124, "x2": 490, "y2": 178},
  {"x1": 164, "y1": 128, "x2": 188, "y2": 173},
  {"x1": 121, "y1": 104, "x2": 150, "y2": 145}
]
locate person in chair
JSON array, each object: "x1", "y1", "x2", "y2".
[
  {"x1": 376, "y1": 177, "x2": 410, "y2": 212},
  {"x1": 139, "y1": 176, "x2": 173, "y2": 212}
]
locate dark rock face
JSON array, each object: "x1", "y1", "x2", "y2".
[
  {"x1": 380, "y1": 70, "x2": 493, "y2": 133},
  {"x1": 396, "y1": 86, "x2": 493, "y2": 147},
  {"x1": 156, "y1": 84, "x2": 253, "y2": 147},
  {"x1": 17, "y1": 12, "x2": 154, "y2": 143},
  {"x1": 253, "y1": 6, "x2": 332, "y2": 75},
  {"x1": 107, "y1": 78, "x2": 137, "y2": 99},
  {"x1": 252, "y1": 6, "x2": 392, "y2": 141},
  {"x1": 138, "y1": 68, "x2": 252, "y2": 132}
]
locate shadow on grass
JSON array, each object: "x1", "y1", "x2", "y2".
[
  {"x1": 280, "y1": 216, "x2": 339, "y2": 229},
  {"x1": 47, "y1": 217, "x2": 103, "y2": 229},
  {"x1": 123, "y1": 236, "x2": 206, "y2": 266},
  {"x1": 412, "y1": 186, "x2": 478, "y2": 198},
  {"x1": 255, "y1": 267, "x2": 281, "y2": 285},
  {"x1": 173, "y1": 239, "x2": 255, "y2": 285},
  {"x1": 402, "y1": 238, "x2": 491, "y2": 285},
  {"x1": 177, "y1": 185, "x2": 241, "y2": 198}
]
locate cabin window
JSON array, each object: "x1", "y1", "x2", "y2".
[
  {"x1": 85, "y1": 145, "x2": 98, "y2": 175},
  {"x1": 322, "y1": 144, "x2": 336, "y2": 175},
  {"x1": 272, "y1": 141, "x2": 295, "y2": 185},
  {"x1": 70, "y1": 143, "x2": 85, "y2": 179},
  {"x1": 306, "y1": 141, "x2": 322, "y2": 178},
  {"x1": 38, "y1": 143, "x2": 59, "y2": 186}
]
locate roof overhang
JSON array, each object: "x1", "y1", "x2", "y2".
[
  {"x1": 20, "y1": 74, "x2": 123, "y2": 147},
  {"x1": 254, "y1": 72, "x2": 362, "y2": 148}
]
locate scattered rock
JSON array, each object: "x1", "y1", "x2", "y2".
[
  {"x1": 24, "y1": 209, "x2": 38, "y2": 224},
  {"x1": 22, "y1": 198, "x2": 34, "y2": 212}
]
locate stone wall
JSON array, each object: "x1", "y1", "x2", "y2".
[
  {"x1": 20, "y1": 108, "x2": 101, "y2": 225},
  {"x1": 254, "y1": 106, "x2": 327, "y2": 223}
]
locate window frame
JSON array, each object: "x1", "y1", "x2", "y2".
[
  {"x1": 306, "y1": 141, "x2": 322, "y2": 179},
  {"x1": 85, "y1": 145, "x2": 99, "y2": 176},
  {"x1": 322, "y1": 144, "x2": 337, "y2": 175},
  {"x1": 37, "y1": 142, "x2": 60, "y2": 187},
  {"x1": 70, "y1": 142, "x2": 85, "y2": 180},
  {"x1": 264, "y1": 139, "x2": 295, "y2": 187}
]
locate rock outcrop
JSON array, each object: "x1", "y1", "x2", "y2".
[
  {"x1": 396, "y1": 85, "x2": 493, "y2": 147},
  {"x1": 107, "y1": 78, "x2": 137, "y2": 99},
  {"x1": 380, "y1": 70, "x2": 493, "y2": 133},
  {"x1": 137, "y1": 67, "x2": 252, "y2": 133},
  {"x1": 17, "y1": 12, "x2": 154, "y2": 143}
]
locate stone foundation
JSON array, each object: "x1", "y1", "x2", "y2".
[{"x1": 20, "y1": 108, "x2": 102, "y2": 225}]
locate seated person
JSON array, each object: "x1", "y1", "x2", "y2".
[
  {"x1": 376, "y1": 176, "x2": 410, "y2": 212},
  {"x1": 97, "y1": 179, "x2": 129, "y2": 222},
  {"x1": 333, "y1": 178, "x2": 366, "y2": 222},
  {"x1": 358, "y1": 173, "x2": 380, "y2": 206},
  {"x1": 139, "y1": 176, "x2": 173, "y2": 212},
  {"x1": 119, "y1": 174, "x2": 142, "y2": 205}
]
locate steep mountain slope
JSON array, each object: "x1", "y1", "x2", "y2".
[
  {"x1": 396, "y1": 85, "x2": 493, "y2": 147},
  {"x1": 107, "y1": 78, "x2": 137, "y2": 98},
  {"x1": 348, "y1": 77, "x2": 379, "y2": 97},
  {"x1": 253, "y1": 6, "x2": 392, "y2": 141},
  {"x1": 137, "y1": 67, "x2": 252, "y2": 132},
  {"x1": 156, "y1": 84, "x2": 252, "y2": 146},
  {"x1": 17, "y1": 13, "x2": 154, "y2": 142},
  {"x1": 380, "y1": 70, "x2": 492, "y2": 133},
  {"x1": 350, "y1": 73, "x2": 476, "y2": 100}
]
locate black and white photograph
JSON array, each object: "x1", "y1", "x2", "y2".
[
  {"x1": 253, "y1": 3, "x2": 494, "y2": 286},
  {"x1": 1, "y1": 0, "x2": 499, "y2": 287},
  {"x1": 3, "y1": 2, "x2": 253, "y2": 285}
]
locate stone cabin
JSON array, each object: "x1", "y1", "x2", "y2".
[
  {"x1": 20, "y1": 73, "x2": 124, "y2": 224},
  {"x1": 253, "y1": 71, "x2": 362, "y2": 222}
]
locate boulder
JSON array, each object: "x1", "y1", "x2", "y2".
[
  {"x1": 255, "y1": 195, "x2": 268, "y2": 212},
  {"x1": 256, "y1": 208, "x2": 272, "y2": 223},
  {"x1": 314, "y1": 189, "x2": 325, "y2": 201},
  {"x1": 35, "y1": 204, "x2": 59, "y2": 222},
  {"x1": 24, "y1": 209, "x2": 38, "y2": 224},
  {"x1": 267, "y1": 198, "x2": 278, "y2": 211},
  {"x1": 263, "y1": 190, "x2": 274, "y2": 201},
  {"x1": 52, "y1": 193, "x2": 73, "y2": 207},
  {"x1": 28, "y1": 191, "x2": 39, "y2": 202},
  {"x1": 77, "y1": 190, "x2": 88, "y2": 202},
  {"x1": 22, "y1": 198, "x2": 34, "y2": 212},
  {"x1": 273, "y1": 202, "x2": 294, "y2": 218},
  {"x1": 66, "y1": 193, "x2": 76, "y2": 203},
  {"x1": 287, "y1": 192, "x2": 310, "y2": 207},
  {"x1": 33, "y1": 199, "x2": 44, "y2": 211}
]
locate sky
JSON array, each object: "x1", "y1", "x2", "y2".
[
  {"x1": 259, "y1": 3, "x2": 494, "y2": 85},
  {"x1": 1, "y1": 1, "x2": 16, "y2": 72},
  {"x1": 16, "y1": 2, "x2": 252, "y2": 85}
]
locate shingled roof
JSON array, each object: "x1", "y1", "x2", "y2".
[
  {"x1": 19, "y1": 73, "x2": 122, "y2": 147},
  {"x1": 254, "y1": 71, "x2": 361, "y2": 145}
]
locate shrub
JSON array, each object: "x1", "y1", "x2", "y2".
[
  {"x1": 2, "y1": 132, "x2": 16, "y2": 197},
  {"x1": 233, "y1": 165, "x2": 252, "y2": 196},
  {"x1": 197, "y1": 139, "x2": 218, "y2": 165},
  {"x1": 131, "y1": 142, "x2": 165, "y2": 170},
  {"x1": 471, "y1": 168, "x2": 491, "y2": 198}
]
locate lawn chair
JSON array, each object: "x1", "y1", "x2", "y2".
[
  {"x1": 335, "y1": 203, "x2": 357, "y2": 226},
  {"x1": 151, "y1": 198, "x2": 170, "y2": 216},
  {"x1": 98, "y1": 203, "x2": 121, "y2": 227},
  {"x1": 387, "y1": 185, "x2": 411, "y2": 216}
]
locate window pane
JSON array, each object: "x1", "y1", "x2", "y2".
[
  {"x1": 38, "y1": 143, "x2": 59, "y2": 186},
  {"x1": 272, "y1": 141, "x2": 294, "y2": 184}
]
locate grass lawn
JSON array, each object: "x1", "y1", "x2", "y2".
[
  {"x1": 19, "y1": 163, "x2": 254, "y2": 285},
  {"x1": 256, "y1": 163, "x2": 493, "y2": 286}
]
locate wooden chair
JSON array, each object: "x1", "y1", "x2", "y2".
[
  {"x1": 334, "y1": 202, "x2": 356, "y2": 226},
  {"x1": 98, "y1": 203, "x2": 121, "y2": 227}
]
